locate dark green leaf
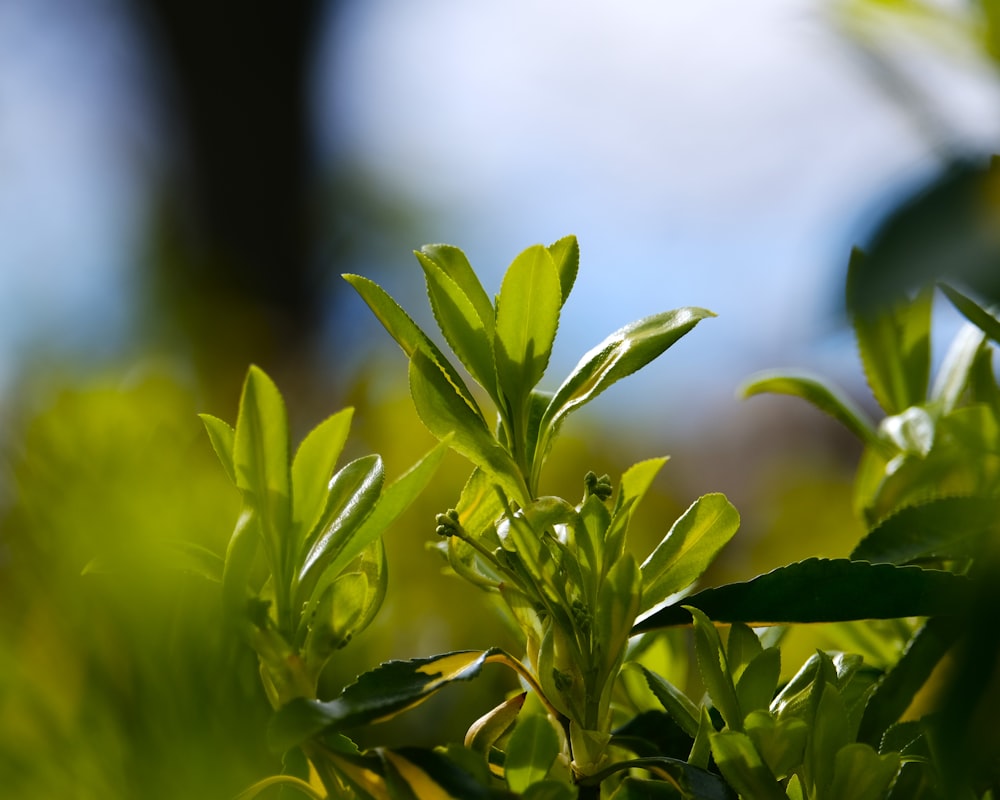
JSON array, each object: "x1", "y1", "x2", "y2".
[
  {"x1": 584, "y1": 756, "x2": 735, "y2": 800},
  {"x1": 380, "y1": 747, "x2": 497, "y2": 800},
  {"x1": 941, "y1": 283, "x2": 1000, "y2": 346},
  {"x1": 633, "y1": 559, "x2": 973, "y2": 632},
  {"x1": 848, "y1": 250, "x2": 933, "y2": 415},
  {"x1": 828, "y1": 744, "x2": 900, "y2": 800},
  {"x1": 739, "y1": 372, "x2": 881, "y2": 450},
  {"x1": 269, "y1": 649, "x2": 501, "y2": 751},
  {"x1": 640, "y1": 493, "x2": 740, "y2": 613},
  {"x1": 409, "y1": 349, "x2": 528, "y2": 504},
  {"x1": 608, "y1": 777, "x2": 684, "y2": 799},
  {"x1": 851, "y1": 495, "x2": 1000, "y2": 564}
]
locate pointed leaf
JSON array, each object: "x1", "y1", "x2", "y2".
[
  {"x1": 740, "y1": 372, "x2": 881, "y2": 450},
  {"x1": 828, "y1": 744, "x2": 900, "y2": 800},
  {"x1": 640, "y1": 493, "x2": 740, "y2": 613},
  {"x1": 852, "y1": 495, "x2": 1000, "y2": 564},
  {"x1": 343, "y1": 273, "x2": 485, "y2": 418},
  {"x1": 547, "y1": 234, "x2": 579, "y2": 307},
  {"x1": 494, "y1": 244, "x2": 561, "y2": 407},
  {"x1": 727, "y1": 623, "x2": 764, "y2": 680},
  {"x1": 223, "y1": 504, "x2": 261, "y2": 618},
  {"x1": 744, "y1": 710, "x2": 808, "y2": 781},
  {"x1": 606, "y1": 457, "x2": 670, "y2": 565},
  {"x1": 464, "y1": 692, "x2": 526, "y2": 753},
  {"x1": 637, "y1": 665, "x2": 700, "y2": 738},
  {"x1": 688, "y1": 606, "x2": 743, "y2": 731},
  {"x1": 848, "y1": 250, "x2": 932, "y2": 415},
  {"x1": 930, "y1": 321, "x2": 987, "y2": 411},
  {"x1": 735, "y1": 648, "x2": 781, "y2": 715},
  {"x1": 417, "y1": 253, "x2": 497, "y2": 395},
  {"x1": 940, "y1": 282, "x2": 1000, "y2": 345},
  {"x1": 709, "y1": 731, "x2": 788, "y2": 800},
  {"x1": 199, "y1": 413, "x2": 236, "y2": 484},
  {"x1": 505, "y1": 714, "x2": 562, "y2": 793},
  {"x1": 409, "y1": 349, "x2": 528, "y2": 504},
  {"x1": 291, "y1": 408, "x2": 354, "y2": 543},
  {"x1": 634, "y1": 559, "x2": 973, "y2": 632},
  {"x1": 418, "y1": 244, "x2": 495, "y2": 336},
  {"x1": 299, "y1": 454, "x2": 384, "y2": 585},
  {"x1": 301, "y1": 440, "x2": 450, "y2": 615},
  {"x1": 269, "y1": 649, "x2": 502, "y2": 751},
  {"x1": 536, "y1": 307, "x2": 714, "y2": 475},
  {"x1": 380, "y1": 748, "x2": 496, "y2": 800}
]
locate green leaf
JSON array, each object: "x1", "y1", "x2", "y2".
[
  {"x1": 269, "y1": 649, "x2": 501, "y2": 751},
  {"x1": 343, "y1": 273, "x2": 485, "y2": 419},
  {"x1": 848, "y1": 251, "x2": 932, "y2": 415},
  {"x1": 851, "y1": 495, "x2": 1000, "y2": 565},
  {"x1": 547, "y1": 235, "x2": 579, "y2": 307},
  {"x1": 417, "y1": 252, "x2": 497, "y2": 396},
  {"x1": 493, "y1": 244, "x2": 562, "y2": 409},
  {"x1": 199, "y1": 413, "x2": 236, "y2": 484},
  {"x1": 300, "y1": 440, "x2": 450, "y2": 617},
  {"x1": 735, "y1": 648, "x2": 781, "y2": 716},
  {"x1": 463, "y1": 692, "x2": 526, "y2": 754},
  {"x1": 233, "y1": 774, "x2": 325, "y2": 800},
  {"x1": 588, "y1": 756, "x2": 735, "y2": 799},
  {"x1": 409, "y1": 349, "x2": 529, "y2": 504},
  {"x1": 939, "y1": 282, "x2": 1000, "y2": 345},
  {"x1": 535, "y1": 307, "x2": 714, "y2": 482},
  {"x1": 640, "y1": 493, "x2": 740, "y2": 613},
  {"x1": 709, "y1": 731, "x2": 788, "y2": 800},
  {"x1": 726, "y1": 623, "x2": 764, "y2": 681},
  {"x1": 744, "y1": 710, "x2": 808, "y2": 781},
  {"x1": 223, "y1": 504, "x2": 261, "y2": 619},
  {"x1": 688, "y1": 606, "x2": 743, "y2": 732},
  {"x1": 806, "y1": 683, "x2": 850, "y2": 793},
  {"x1": 637, "y1": 665, "x2": 700, "y2": 738},
  {"x1": 233, "y1": 366, "x2": 292, "y2": 582},
  {"x1": 857, "y1": 616, "x2": 959, "y2": 747},
  {"x1": 505, "y1": 714, "x2": 562, "y2": 793},
  {"x1": 379, "y1": 747, "x2": 497, "y2": 800},
  {"x1": 606, "y1": 457, "x2": 670, "y2": 567},
  {"x1": 739, "y1": 371, "x2": 882, "y2": 450},
  {"x1": 609, "y1": 777, "x2": 684, "y2": 799},
  {"x1": 298, "y1": 454, "x2": 384, "y2": 588},
  {"x1": 634, "y1": 559, "x2": 973, "y2": 632},
  {"x1": 521, "y1": 781, "x2": 579, "y2": 800},
  {"x1": 827, "y1": 744, "x2": 900, "y2": 800},
  {"x1": 418, "y1": 243, "x2": 495, "y2": 338},
  {"x1": 291, "y1": 407, "x2": 354, "y2": 544}
]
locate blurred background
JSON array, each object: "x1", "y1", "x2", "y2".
[{"x1": 1, "y1": 1, "x2": 999, "y2": 797}]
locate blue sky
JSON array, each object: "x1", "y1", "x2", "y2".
[{"x1": 2, "y1": 0, "x2": 998, "y2": 418}]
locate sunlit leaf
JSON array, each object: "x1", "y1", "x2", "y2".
[
  {"x1": 640, "y1": 493, "x2": 740, "y2": 613},
  {"x1": 606, "y1": 457, "x2": 670, "y2": 567},
  {"x1": 930, "y1": 321, "x2": 987, "y2": 412},
  {"x1": 494, "y1": 243, "x2": 561, "y2": 410},
  {"x1": 199, "y1": 413, "x2": 236, "y2": 484},
  {"x1": 535, "y1": 307, "x2": 714, "y2": 481},
  {"x1": 300, "y1": 441, "x2": 449, "y2": 614},
  {"x1": 417, "y1": 253, "x2": 497, "y2": 395},
  {"x1": 547, "y1": 234, "x2": 579, "y2": 307},
  {"x1": 744, "y1": 710, "x2": 807, "y2": 781},
  {"x1": 688, "y1": 606, "x2": 742, "y2": 732},
  {"x1": 298, "y1": 455, "x2": 383, "y2": 587},
  {"x1": 418, "y1": 243, "x2": 495, "y2": 338},
  {"x1": 735, "y1": 648, "x2": 781, "y2": 716},
  {"x1": 409, "y1": 349, "x2": 529, "y2": 504},
  {"x1": 726, "y1": 623, "x2": 764, "y2": 681},
  {"x1": 634, "y1": 559, "x2": 973, "y2": 631},
  {"x1": 740, "y1": 371, "x2": 881, "y2": 450},
  {"x1": 291, "y1": 407, "x2": 354, "y2": 544},
  {"x1": 637, "y1": 665, "x2": 700, "y2": 738},
  {"x1": 463, "y1": 692, "x2": 526, "y2": 754},
  {"x1": 343, "y1": 273, "x2": 485, "y2": 418}
]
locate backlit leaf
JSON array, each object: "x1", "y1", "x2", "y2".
[
  {"x1": 709, "y1": 731, "x2": 787, "y2": 800},
  {"x1": 505, "y1": 714, "x2": 562, "y2": 793},
  {"x1": 547, "y1": 234, "x2": 579, "y2": 307},
  {"x1": 418, "y1": 244, "x2": 495, "y2": 338},
  {"x1": 637, "y1": 665, "x2": 700, "y2": 738},
  {"x1": 640, "y1": 493, "x2": 740, "y2": 613},
  {"x1": 291, "y1": 408, "x2": 354, "y2": 545},
  {"x1": 199, "y1": 413, "x2": 236, "y2": 484},
  {"x1": 688, "y1": 606, "x2": 742, "y2": 731}
]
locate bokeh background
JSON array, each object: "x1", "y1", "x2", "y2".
[{"x1": 1, "y1": 1, "x2": 998, "y2": 797}]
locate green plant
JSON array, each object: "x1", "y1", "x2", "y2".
[{"x1": 194, "y1": 238, "x2": 983, "y2": 799}]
